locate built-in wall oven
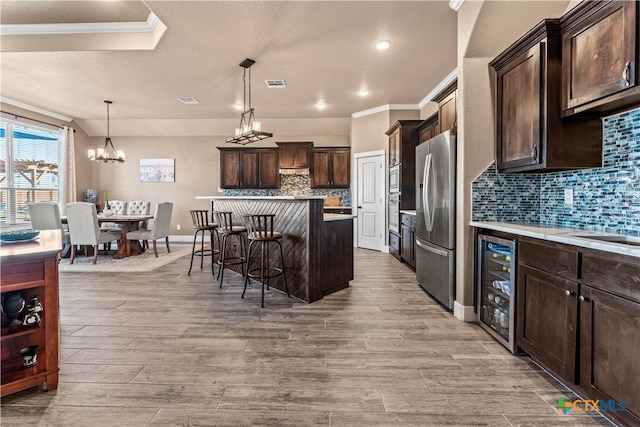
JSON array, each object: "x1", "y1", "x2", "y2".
[
  {"x1": 388, "y1": 193, "x2": 400, "y2": 233},
  {"x1": 389, "y1": 165, "x2": 400, "y2": 194}
]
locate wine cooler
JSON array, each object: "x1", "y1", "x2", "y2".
[{"x1": 476, "y1": 235, "x2": 516, "y2": 352}]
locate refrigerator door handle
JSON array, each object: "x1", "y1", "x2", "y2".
[
  {"x1": 416, "y1": 239, "x2": 448, "y2": 257},
  {"x1": 423, "y1": 153, "x2": 432, "y2": 231}
]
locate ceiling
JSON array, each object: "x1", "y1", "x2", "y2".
[{"x1": 0, "y1": 1, "x2": 458, "y2": 136}]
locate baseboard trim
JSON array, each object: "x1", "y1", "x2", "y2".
[{"x1": 453, "y1": 301, "x2": 476, "y2": 322}]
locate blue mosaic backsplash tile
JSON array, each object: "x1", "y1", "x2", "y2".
[
  {"x1": 224, "y1": 175, "x2": 352, "y2": 206},
  {"x1": 472, "y1": 107, "x2": 640, "y2": 235}
]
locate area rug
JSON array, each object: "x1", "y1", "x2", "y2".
[{"x1": 58, "y1": 244, "x2": 191, "y2": 273}]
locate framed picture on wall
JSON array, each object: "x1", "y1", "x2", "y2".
[{"x1": 140, "y1": 158, "x2": 175, "y2": 182}]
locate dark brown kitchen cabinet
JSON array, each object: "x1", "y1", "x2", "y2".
[
  {"x1": 400, "y1": 214, "x2": 415, "y2": 268},
  {"x1": 386, "y1": 120, "x2": 421, "y2": 210},
  {"x1": 418, "y1": 113, "x2": 438, "y2": 144},
  {"x1": 276, "y1": 141, "x2": 312, "y2": 169},
  {"x1": 517, "y1": 240, "x2": 579, "y2": 384},
  {"x1": 218, "y1": 148, "x2": 279, "y2": 189},
  {"x1": 310, "y1": 148, "x2": 350, "y2": 189},
  {"x1": 561, "y1": 0, "x2": 639, "y2": 116},
  {"x1": 388, "y1": 127, "x2": 400, "y2": 167},
  {"x1": 490, "y1": 19, "x2": 602, "y2": 173},
  {"x1": 579, "y1": 250, "x2": 640, "y2": 427},
  {"x1": 388, "y1": 230, "x2": 401, "y2": 261},
  {"x1": 433, "y1": 81, "x2": 457, "y2": 134}
]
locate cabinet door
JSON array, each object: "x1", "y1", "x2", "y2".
[
  {"x1": 496, "y1": 45, "x2": 542, "y2": 171},
  {"x1": 579, "y1": 286, "x2": 640, "y2": 425},
  {"x1": 562, "y1": 1, "x2": 637, "y2": 111},
  {"x1": 438, "y1": 90, "x2": 456, "y2": 134},
  {"x1": 311, "y1": 151, "x2": 330, "y2": 188},
  {"x1": 389, "y1": 231, "x2": 401, "y2": 261},
  {"x1": 401, "y1": 224, "x2": 411, "y2": 263},
  {"x1": 389, "y1": 128, "x2": 400, "y2": 167},
  {"x1": 220, "y1": 150, "x2": 240, "y2": 188},
  {"x1": 240, "y1": 151, "x2": 259, "y2": 188},
  {"x1": 258, "y1": 150, "x2": 279, "y2": 189},
  {"x1": 516, "y1": 265, "x2": 578, "y2": 383},
  {"x1": 330, "y1": 150, "x2": 350, "y2": 188}
]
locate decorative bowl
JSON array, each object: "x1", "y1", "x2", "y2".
[{"x1": 0, "y1": 229, "x2": 40, "y2": 243}]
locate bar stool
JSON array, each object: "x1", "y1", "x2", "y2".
[
  {"x1": 187, "y1": 209, "x2": 219, "y2": 275},
  {"x1": 241, "y1": 213, "x2": 290, "y2": 307},
  {"x1": 214, "y1": 211, "x2": 248, "y2": 287}
]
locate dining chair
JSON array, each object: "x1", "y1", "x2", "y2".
[
  {"x1": 101, "y1": 200, "x2": 128, "y2": 231},
  {"x1": 27, "y1": 202, "x2": 70, "y2": 248},
  {"x1": 65, "y1": 202, "x2": 121, "y2": 264},
  {"x1": 128, "y1": 200, "x2": 152, "y2": 248},
  {"x1": 126, "y1": 202, "x2": 173, "y2": 257}
]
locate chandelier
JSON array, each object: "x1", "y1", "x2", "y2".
[
  {"x1": 88, "y1": 100, "x2": 125, "y2": 163},
  {"x1": 225, "y1": 58, "x2": 273, "y2": 145}
]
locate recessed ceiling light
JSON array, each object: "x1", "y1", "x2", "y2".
[
  {"x1": 359, "y1": 89, "x2": 370, "y2": 97},
  {"x1": 376, "y1": 39, "x2": 392, "y2": 50},
  {"x1": 316, "y1": 102, "x2": 327, "y2": 110},
  {"x1": 178, "y1": 97, "x2": 199, "y2": 104},
  {"x1": 234, "y1": 103, "x2": 244, "y2": 110}
]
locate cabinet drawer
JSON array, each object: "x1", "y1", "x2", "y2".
[
  {"x1": 519, "y1": 240, "x2": 578, "y2": 280},
  {"x1": 1, "y1": 260, "x2": 45, "y2": 287},
  {"x1": 401, "y1": 214, "x2": 415, "y2": 227},
  {"x1": 582, "y1": 253, "x2": 640, "y2": 304}
]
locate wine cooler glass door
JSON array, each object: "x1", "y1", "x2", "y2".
[{"x1": 477, "y1": 235, "x2": 516, "y2": 352}]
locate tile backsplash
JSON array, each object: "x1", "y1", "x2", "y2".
[
  {"x1": 224, "y1": 175, "x2": 352, "y2": 206},
  {"x1": 472, "y1": 107, "x2": 640, "y2": 235}
]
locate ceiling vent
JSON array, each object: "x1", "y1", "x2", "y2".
[
  {"x1": 178, "y1": 97, "x2": 200, "y2": 104},
  {"x1": 265, "y1": 80, "x2": 286, "y2": 89}
]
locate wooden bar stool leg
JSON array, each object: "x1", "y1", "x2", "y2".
[
  {"x1": 242, "y1": 239, "x2": 257, "y2": 300},
  {"x1": 218, "y1": 233, "x2": 228, "y2": 286},
  {"x1": 188, "y1": 229, "x2": 199, "y2": 275},
  {"x1": 260, "y1": 240, "x2": 266, "y2": 308},
  {"x1": 277, "y1": 240, "x2": 291, "y2": 298}
]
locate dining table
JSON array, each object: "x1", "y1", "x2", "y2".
[{"x1": 62, "y1": 214, "x2": 153, "y2": 259}]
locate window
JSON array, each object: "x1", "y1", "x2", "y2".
[{"x1": 0, "y1": 120, "x2": 60, "y2": 224}]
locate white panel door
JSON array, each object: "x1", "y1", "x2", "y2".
[{"x1": 356, "y1": 153, "x2": 384, "y2": 251}]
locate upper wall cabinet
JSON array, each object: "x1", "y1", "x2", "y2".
[
  {"x1": 490, "y1": 20, "x2": 602, "y2": 173},
  {"x1": 276, "y1": 141, "x2": 312, "y2": 169},
  {"x1": 386, "y1": 120, "x2": 421, "y2": 209},
  {"x1": 310, "y1": 147, "x2": 350, "y2": 189},
  {"x1": 418, "y1": 113, "x2": 439, "y2": 144},
  {"x1": 561, "y1": 0, "x2": 639, "y2": 116},
  {"x1": 218, "y1": 148, "x2": 279, "y2": 189},
  {"x1": 433, "y1": 80, "x2": 457, "y2": 135}
]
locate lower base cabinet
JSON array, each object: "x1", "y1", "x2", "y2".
[
  {"x1": 389, "y1": 231, "x2": 401, "y2": 261},
  {"x1": 485, "y1": 231, "x2": 640, "y2": 426},
  {"x1": 517, "y1": 265, "x2": 578, "y2": 384}
]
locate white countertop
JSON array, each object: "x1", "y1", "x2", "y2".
[
  {"x1": 324, "y1": 213, "x2": 354, "y2": 221},
  {"x1": 400, "y1": 210, "x2": 416, "y2": 215},
  {"x1": 470, "y1": 221, "x2": 640, "y2": 258},
  {"x1": 196, "y1": 196, "x2": 326, "y2": 200}
]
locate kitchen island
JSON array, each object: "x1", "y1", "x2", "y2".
[{"x1": 196, "y1": 196, "x2": 353, "y2": 303}]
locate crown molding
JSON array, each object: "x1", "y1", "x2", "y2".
[
  {"x1": 0, "y1": 13, "x2": 159, "y2": 35},
  {"x1": 351, "y1": 104, "x2": 419, "y2": 119},
  {"x1": 418, "y1": 68, "x2": 458, "y2": 109},
  {"x1": 449, "y1": 0, "x2": 465, "y2": 12},
  {"x1": 1, "y1": 97, "x2": 73, "y2": 122}
]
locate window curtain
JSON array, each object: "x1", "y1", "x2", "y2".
[{"x1": 58, "y1": 126, "x2": 76, "y2": 215}]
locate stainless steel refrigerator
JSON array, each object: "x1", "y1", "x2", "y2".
[{"x1": 415, "y1": 130, "x2": 456, "y2": 310}]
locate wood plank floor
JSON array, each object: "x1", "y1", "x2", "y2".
[{"x1": 1, "y1": 247, "x2": 616, "y2": 426}]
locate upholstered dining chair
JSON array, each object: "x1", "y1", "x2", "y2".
[
  {"x1": 128, "y1": 200, "x2": 152, "y2": 247},
  {"x1": 126, "y1": 202, "x2": 173, "y2": 257},
  {"x1": 65, "y1": 202, "x2": 121, "y2": 264},
  {"x1": 28, "y1": 202, "x2": 71, "y2": 251},
  {"x1": 101, "y1": 200, "x2": 128, "y2": 231}
]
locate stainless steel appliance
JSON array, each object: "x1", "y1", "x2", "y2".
[
  {"x1": 389, "y1": 164, "x2": 400, "y2": 194},
  {"x1": 415, "y1": 130, "x2": 456, "y2": 310},
  {"x1": 476, "y1": 235, "x2": 516, "y2": 352},
  {"x1": 388, "y1": 193, "x2": 400, "y2": 233}
]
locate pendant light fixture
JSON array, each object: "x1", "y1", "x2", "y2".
[
  {"x1": 88, "y1": 100, "x2": 125, "y2": 163},
  {"x1": 225, "y1": 58, "x2": 273, "y2": 145}
]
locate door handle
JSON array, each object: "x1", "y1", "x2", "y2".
[
  {"x1": 357, "y1": 206, "x2": 362, "y2": 209},
  {"x1": 623, "y1": 61, "x2": 631, "y2": 86}
]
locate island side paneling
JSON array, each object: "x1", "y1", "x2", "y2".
[{"x1": 211, "y1": 198, "x2": 325, "y2": 302}]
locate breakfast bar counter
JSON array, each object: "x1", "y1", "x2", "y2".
[{"x1": 196, "y1": 196, "x2": 353, "y2": 303}]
